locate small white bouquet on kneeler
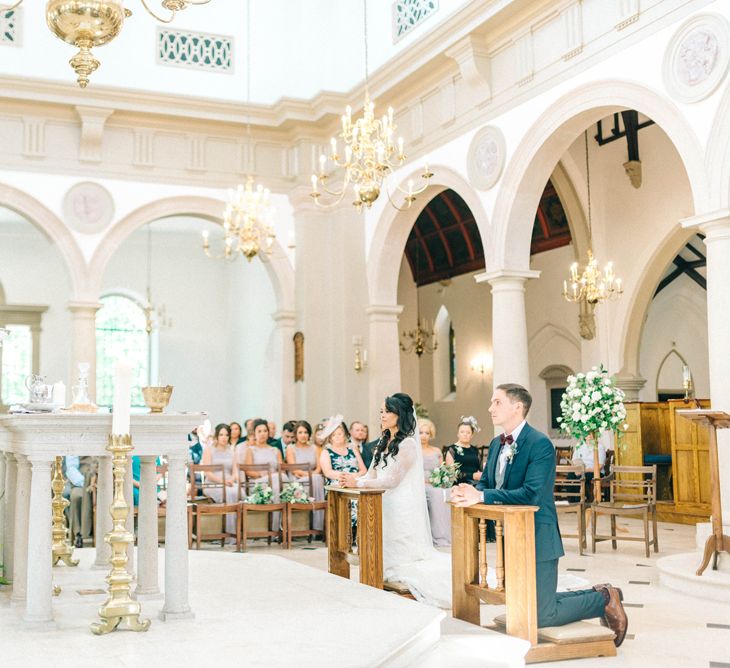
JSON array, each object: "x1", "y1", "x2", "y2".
[
  {"x1": 429, "y1": 461, "x2": 461, "y2": 499},
  {"x1": 244, "y1": 483, "x2": 273, "y2": 505},
  {"x1": 280, "y1": 481, "x2": 314, "y2": 504}
]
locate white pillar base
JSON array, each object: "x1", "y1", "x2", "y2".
[{"x1": 158, "y1": 608, "x2": 195, "y2": 622}]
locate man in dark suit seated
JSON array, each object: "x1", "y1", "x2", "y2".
[
  {"x1": 350, "y1": 420, "x2": 375, "y2": 470},
  {"x1": 271, "y1": 420, "x2": 296, "y2": 460},
  {"x1": 451, "y1": 383, "x2": 628, "y2": 646}
]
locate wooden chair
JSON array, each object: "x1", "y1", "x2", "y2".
[
  {"x1": 591, "y1": 464, "x2": 658, "y2": 558},
  {"x1": 285, "y1": 501, "x2": 328, "y2": 548},
  {"x1": 554, "y1": 464, "x2": 586, "y2": 556},
  {"x1": 279, "y1": 462, "x2": 313, "y2": 494},
  {"x1": 238, "y1": 464, "x2": 286, "y2": 550},
  {"x1": 477, "y1": 445, "x2": 490, "y2": 468},
  {"x1": 188, "y1": 463, "x2": 240, "y2": 549}
]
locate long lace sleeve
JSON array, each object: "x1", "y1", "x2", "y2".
[{"x1": 357, "y1": 438, "x2": 416, "y2": 489}]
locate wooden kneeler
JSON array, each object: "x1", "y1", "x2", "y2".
[{"x1": 451, "y1": 504, "x2": 617, "y2": 663}]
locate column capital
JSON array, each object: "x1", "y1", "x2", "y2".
[
  {"x1": 166, "y1": 451, "x2": 187, "y2": 467},
  {"x1": 614, "y1": 374, "x2": 647, "y2": 401},
  {"x1": 67, "y1": 300, "x2": 102, "y2": 316},
  {"x1": 681, "y1": 209, "x2": 730, "y2": 238},
  {"x1": 271, "y1": 309, "x2": 297, "y2": 327},
  {"x1": 366, "y1": 304, "x2": 404, "y2": 323},
  {"x1": 475, "y1": 268, "x2": 541, "y2": 286},
  {"x1": 27, "y1": 456, "x2": 53, "y2": 468}
]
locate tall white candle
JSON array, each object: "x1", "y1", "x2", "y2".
[
  {"x1": 111, "y1": 360, "x2": 133, "y2": 435},
  {"x1": 52, "y1": 381, "x2": 66, "y2": 407}
]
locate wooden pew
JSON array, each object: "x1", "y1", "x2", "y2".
[{"x1": 451, "y1": 503, "x2": 616, "y2": 663}]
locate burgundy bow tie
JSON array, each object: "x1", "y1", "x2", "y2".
[{"x1": 500, "y1": 434, "x2": 514, "y2": 446}]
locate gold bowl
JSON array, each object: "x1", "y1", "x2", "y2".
[{"x1": 141, "y1": 385, "x2": 173, "y2": 413}]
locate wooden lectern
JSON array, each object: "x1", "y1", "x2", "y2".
[{"x1": 676, "y1": 409, "x2": 730, "y2": 575}]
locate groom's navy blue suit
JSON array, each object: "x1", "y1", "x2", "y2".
[{"x1": 476, "y1": 422, "x2": 605, "y2": 627}]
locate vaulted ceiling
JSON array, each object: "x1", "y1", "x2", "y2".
[{"x1": 404, "y1": 181, "x2": 572, "y2": 286}]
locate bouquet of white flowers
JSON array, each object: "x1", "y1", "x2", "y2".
[
  {"x1": 244, "y1": 483, "x2": 273, "y2": 504},
  {"x1": 280, "y1": 481, "x2": 314, "y2": 504},
  {"x1": 557, "y1": 365, "x2": 627, "y2": 442},
  {"x1": 428, "y1": 462, "x2": 460, "y2": 489}
]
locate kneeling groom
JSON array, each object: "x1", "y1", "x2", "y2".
[{"x1": 451, "y1": 383, "x2": 628, "y2": 647}]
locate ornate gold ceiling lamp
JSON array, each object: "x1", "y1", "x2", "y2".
[
  {"x1": 310, "y1": 0, "x2": 432, "y2": 212},
  {"x1": 201, "y1": 0, "x2": 275, "y2": 263},
  {"x1": 562, "y1": 130, "x2": 623, "y2": 306},
  {"x1": 0, "y1": 1, "x2": 212, "y2": 88},
  {"x1": 399, "y1": 238, "x2": 437, "y2": 357}
]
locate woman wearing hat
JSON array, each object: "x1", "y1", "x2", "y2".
[{"x1": 319, "y1": 416, "x2": 367, "y2": 484}]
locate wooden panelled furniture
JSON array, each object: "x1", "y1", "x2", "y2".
[
  {"x1": 189, "y1": 463, "x2": 241, "y2": 549},
  {"x1": 451, "y1": 503, "x2": 616, "y2": 663},
  {"x1": 239, "y1": 464, "x2": 287, "y2": 549},
  {"x1": 620, "y1": 399, "x2": 711, "y2": 523},
  {"x1": 591, "y1": 464, "x2": 658, "y2": 558},
  {"x1": 279, "y1": 462, "x2": 326, "y2": 547}
]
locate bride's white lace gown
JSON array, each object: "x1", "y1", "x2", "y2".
[{"x1": 357, "y1": 435, "x2": 452, "y2": 608}]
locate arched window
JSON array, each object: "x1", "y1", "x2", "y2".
[
  {"x1": 433, "y1": 305, "x2": 456, "y2": 401},
  {"x1": 95, "y1": 294, "x2": 151, "y2": 408},
  {"x1": 1, "y1": 325, "x2": 33, "y2": 406}
]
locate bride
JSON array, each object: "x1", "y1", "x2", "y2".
[{"x1": 340, "y1": 392, "x2": 452, "y2": 608}]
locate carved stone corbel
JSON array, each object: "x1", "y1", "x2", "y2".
[
  {"x1": 623, "y1": 159, "x2": 642, "y2": 188},
  {"x1": 75, "y1": 106, "x2": 114, "y2": 163},
  {"x1": 444, "y1": 34, "x2": 491, "y2": 105}
]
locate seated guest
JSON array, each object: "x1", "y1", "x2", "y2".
[
  {"x1": 320, "y1": 417, "x2": 367, "y2": 485},
  {"x1": 63, "y1": 455, "x2": 96, "y2": 546},
  {"x1": 267, "y1": 420, "x2": 278, "y2": 446},
  {"x1": 201, "y1": 423, "x2": 240, "y2": 534},
  {"x1": 271, "y1": 420, "x2": 296, "y2": 459},
  {"x1": 445, "y1": 416, "x2": 482, "y2": 486},
  {"x1": 229, "y1": 421, "x2": 245, "y2": 446},
  {"x1": 287, "y1": 420, "x2": 326, "y2": 529},
  {"x1": 313, "y1": 421, "x2": 327, "y2": 448},
  {"x1": 572, "y1": 432, "x2": 610, "y2": 501},
  {"x1": 419, "y1": 419, "x2": 452, "y2": 546},
  {"x1": 244, "y1": 419, "x2": 283, "y2": 528},
  {"x1": 241, "y1": 417, "x2": 257, "y2": 443},
  {"x1": 187, "y1": 427, "x2": 203, "y2": 465},
  {"x1": 350, "y1": 420, "x2": 375, "y2": 470},
  {"x1": 131, "y1": 455, "x2": 164, "y2": 506}
]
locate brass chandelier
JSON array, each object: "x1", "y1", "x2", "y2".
[
  {"x1": 399, "y1": 238, "x2": 437, "y2": 357},
  {"x1": 562, "y1": 130, "x2": 623, "y2": 305},
  {"x1": 0, "y1": 1, "x2": 212, "y2": 88},
  {"x1": 201, "y1": 0, "x2": 275, "y2": 263},
  {"x1": 310, "y1": 0, "x2": 432, "y2": 212}
]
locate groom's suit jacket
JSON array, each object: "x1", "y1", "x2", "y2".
[{"x1": 476, "y1": 422, "x2": 564, "y2": 563}]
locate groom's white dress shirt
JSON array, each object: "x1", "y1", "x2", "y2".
[{"x1": 497, "y1": 419, "x2": 526, "y2": 476}]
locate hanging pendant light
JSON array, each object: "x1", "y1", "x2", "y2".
[
  {"x1": 400, "y1": 233, "x2": 437, "y2": 357},
  {"x1": 562, "y1": 130, "x2": 623, "y2": 305}
]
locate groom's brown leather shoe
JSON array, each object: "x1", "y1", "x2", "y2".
[{"x1": 600, "y1": 586, "x2": 628, "y2": 647}]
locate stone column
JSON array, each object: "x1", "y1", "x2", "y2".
[
  {"x1": 23, "y1": 457, "x2": 54, "y2": 628},
  {"x1": 125, "y1": 452, "x2": 135, "y2": 575},
  {"x1": 93, "y1": 455, "x2": 113, "y2": 569},
  {"x1": 135, "y1": 456, "x2": 160, "y2": 599},
  {"x1": 366, "y1": 304, "x2": 404, "y2": 425},
  {"x1": 614, "y1": 374, "x2": 647, "y2": 402},
  {"x1": 476, "y1": 270, "x2": 540, "y2": 390},
  {"x1": 10, "y1": 455, "x2": 30, "y2": 606},
  {"x1": 685, "y1": 212, "x2": 730, "y2": 537},
  {"x1": 271, "y1": 310, "x2": 297, "y2": 424},
  {"x1": 3, "y1": 453, "x2": 17, "y2": 582},
  {"x1": 159, "y1": 452, "x2": 193, "y2": 620},
  {"x1": 67, "y1": 301, "x2": 102, "y2": 401}
]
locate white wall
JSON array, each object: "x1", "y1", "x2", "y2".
[
  {"x1": 102, "y1": 218, "x2": 276, "y2": 423},
  {"x1": 0, "y1": 211, "x2": 72, "y2": 388}
]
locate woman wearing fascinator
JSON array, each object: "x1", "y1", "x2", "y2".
[{"x1": 445, "y1": 416, "x2": 482, "y2": 485}]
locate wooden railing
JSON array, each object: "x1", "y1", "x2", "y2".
[
  {"x1": 326, "y1": 486, "x2": 386, "y2": 588},
  {"x1": 451, "y1": 503, "x2": 539, "y2": 645}
]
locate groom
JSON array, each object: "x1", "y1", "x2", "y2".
[{"x1": 451, "y1": 383, "x2": 628, "y2": 646}]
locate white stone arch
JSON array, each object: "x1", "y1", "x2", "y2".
[
  {"x1": 88, "y1": 196, "x2": 295, "y2": 313},
  {"x1": 706, "y1": 78, "x2": 730, "y2": 209},
  {"x1": 367, "y1": 165, "x2": 490, "y2": 306},
  {"x1": 0, "y1": 182, "x2": 85, "y2": 298},
  {"x1": 548, "y1": 160, "x2": 589, "y2": 263},
  {"x1": 489, "y1": 79, "x2": 708, "y2": 272},
  {"x1": 655, "y1": 346, "x2": 690, "y2": 397}
]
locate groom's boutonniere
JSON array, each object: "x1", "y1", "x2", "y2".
[{"x1": 505, "y1": 442, "x2": 518, "y2": 463}]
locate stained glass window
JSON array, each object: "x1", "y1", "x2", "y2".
[
  {"x1": 1, "y1": 324, "x2": 32, "y2": 405},
  {"x1": 96, "y1": 295, "x2": 150, "y2": 408}
]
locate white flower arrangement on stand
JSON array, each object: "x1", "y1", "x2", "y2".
[{"x1": 557, "y1": 364, "x2": 627, "y2": 500}]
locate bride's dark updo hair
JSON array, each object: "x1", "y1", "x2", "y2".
[{"x1": 373, "y1": 392, "x2": 416, "y2": 469}]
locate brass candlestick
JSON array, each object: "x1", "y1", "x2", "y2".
[
  {"x1": 91, "y1": 434, "x2": 150, "y2": 635},
  {"x1": 51, "y1": 456, "x2": 79, "y2": 567}
]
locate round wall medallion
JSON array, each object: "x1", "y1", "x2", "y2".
[
  {"x1": 467, "y1": 126, "x2": 506, "y2": 191},
  {"x1": 663, "y1": 13, "x2": 730, "y2": 103},
  {"x1": 63, "y1": 181, "x2": 115, "y2": 234}
]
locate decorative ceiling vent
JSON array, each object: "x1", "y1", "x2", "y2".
[
  {"x1": 157, "y1": 28, "x2": 233, "y2": 73},
  {"x1": 392, "y1": 0, "x2": 438, "y2": 43},
  {"x1": 1, "y1": 8, "x2": 21, "y2": 46}
]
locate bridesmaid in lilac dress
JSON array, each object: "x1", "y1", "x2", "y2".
[
  {"x1": 244, "y1": 419, "x2": 284, "y2": 529},
  {"x1": 419, "y1": 418, "x2": 452, "y2": 547},
  {"x1": 286, "y1": 420, "x2": 325, "y2": 529},
  {"x1": 201, "y1": 423, "x2": 239, "y2": 534}
]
